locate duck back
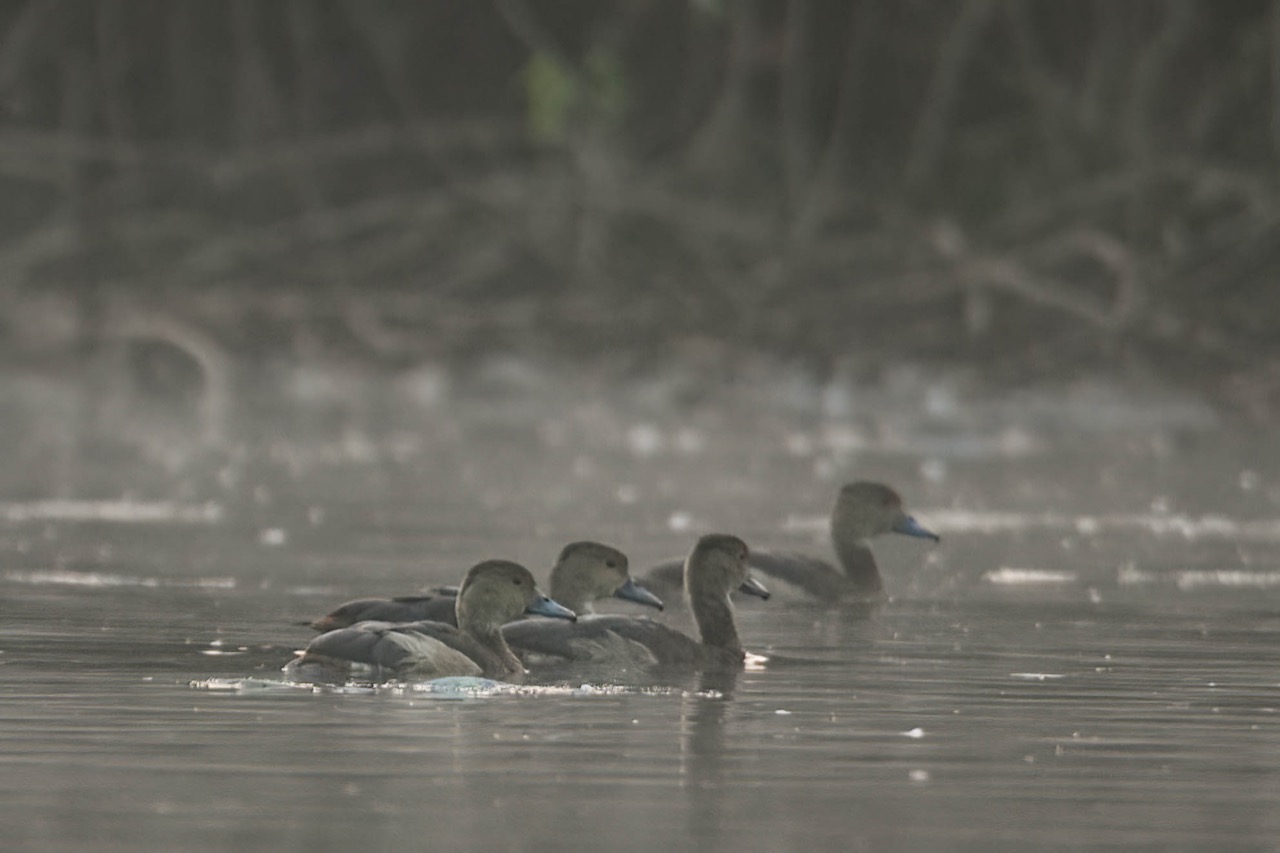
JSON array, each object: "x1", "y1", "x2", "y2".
[
  {"x1": 643, "y1": 550, "x2": 851, "y2": 602},
  {"x1": 310, "y1": 595, "x2": 457, "y2": 631}
]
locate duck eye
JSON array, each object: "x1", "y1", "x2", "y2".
[
  {"x1": 605, "y1": 560, "x2": 617, "y2": 568},
  {"x1": 511, "y1": 577, "x2": 522, "y2": 586}
]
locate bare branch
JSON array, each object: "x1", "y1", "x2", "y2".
[
  {"x1": 1125, "y1": 0, "x2": 1196, "y2": 158},
  {"x1": 0, "y1": 0, "x2": 65, "y2": 97},
  {"x1": 493, "y1": 0, "x2": 574, "y2": 68},
  {"x1": 791, "y1": 1, "x2": 877, "y2": 241},
  {"x1": 903, "y1": 0, "x2": 998, "y2": 195},
  {"x1": 686, "y1": 0, "x2": 766, "y2": 172},
  {"x1": 1272, "y1": 0, "x2": 1280, "y2": 157},
  {"x1": 780, "y1": 0, "x2": 814, "y2": 220}
]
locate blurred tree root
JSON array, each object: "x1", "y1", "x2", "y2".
[{"x1": 0, "y1": 1, "x2": 1276, "y2": 426}]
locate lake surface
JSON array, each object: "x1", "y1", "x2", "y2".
[{"x1": 3, "y1": 371, "x2": 1279, "y2": 851}]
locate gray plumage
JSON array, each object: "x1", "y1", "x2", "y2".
[{"x1": 305, "y1": 541, "x2": 658, "y2": 632}]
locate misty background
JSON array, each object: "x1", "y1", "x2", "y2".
[
  {"x1": 7, "y1": 6, "x2": 1280, "y2": 850},
  {"x1": 1, "y1": 0, "x2": 1276, "y2": 497}
]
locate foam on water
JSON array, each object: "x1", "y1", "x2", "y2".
[{"x1": 191, "y1": 676, "x2": 698, "y2": 699}]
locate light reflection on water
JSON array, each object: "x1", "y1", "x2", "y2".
[{"x1": 2, "y1": 410, "x2": 1279, "y2": 850}]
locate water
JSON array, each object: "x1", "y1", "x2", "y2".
[{"x1": 2, "y1": 374, "x2": 1279, "y2": 851}]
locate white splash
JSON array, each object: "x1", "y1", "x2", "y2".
[
  {"x1": 258, "y1": 528, "x2": 288, "y2": 546},
  {"x1": 785, "y1": 509, "x2": 1280, "y2": 542},
  {"x1": 667, "y1": 511, "x2": 694, "y2": 532},
  {"x1": 984, "y1": 568, "x2": 1078, "y2": 585},
  {"x1": 1118, "y1": 565, "x2": 1280, "y2": 590},
  {"x1": 0, "y1": 500, "x2": 223, "y2": 524},
  {"x1": 626, "y1": 423, "x2": 664, "y2": 457},
  {"x1": 4, "y1": 569, "x2": 236, "y2": 589},
  {"x1": 1175, "y1": 570, "x2": 1280, "y2": 590}
]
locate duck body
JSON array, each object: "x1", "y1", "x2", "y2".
[
  {"x1": 502, "y1": 614, "x2": 706, "y2": 667},
  {"x1": 284, "y1": 560, "x2": 576, "y2": 682},
  {"x1": 504, "y1": 533, "x2": 768, "y2": 669},
  {"x1": 287, "y1": 620, "x2": 489, "y2": 680},
  {"x1": 642, "y1": 481, "x2": 938, "y2": 604}
]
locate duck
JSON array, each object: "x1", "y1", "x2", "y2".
[
  {"x1": 640, "y1": 481, "x2": 938, "y2": 604},
  {"x1": 283, "y1": 559, "x2": 576, "y2": 682},
  {"x1": 501, "y1": 533, "x2": 769, "y2": 668},
  {"x1": 305, "y1": 541, "x2": 661, "y2": 632}
]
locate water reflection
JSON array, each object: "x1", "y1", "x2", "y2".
[{"x1": 679, "y1": 668, "x2": 739, "y2": 840}]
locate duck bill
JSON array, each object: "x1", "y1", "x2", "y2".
[
  {"x1": 613, "y1": 577, "x2": 665, "y2": 611},
  {"x1": 526, "y1": 594, "x2": 577, "y2": 622},
  {"x1": 738, "y1": 574, "x2": 771, "y2": 600},
  {"x1": 892, "y1": 514, "x2": 940, "y2": 542}
]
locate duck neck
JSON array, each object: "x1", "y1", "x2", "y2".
[
  {"x1": 462, "y1": 620, "x2": 523, "y2": 675},
  {"x1": 832, "y1": 532, "x2": 884, "y2": 596},
  {"x1": 690, "y1": 589, "x2": 742, "y2": 651}
]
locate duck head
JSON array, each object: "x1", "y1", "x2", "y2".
[
  {"x1": 551, "y1": 541, "x2": 665, "y2": 613},
  {"x1": 685, "y1": 533, "x2": 769, "y2": 602},
  {"x1": 832, "y1": 481, "x2": 940, "y2": 544},
  {"x1": 455, "y1": 559, "x2": 576, "y2": 635}
]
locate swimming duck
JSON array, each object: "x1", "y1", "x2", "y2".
[
  {"x1": 502, "y1": 533, "x2": 769, "y2": 668},
  {"x1": 306, "y1": 541, "x2": 661, "y2": 632},
  {"x1": 283, "y1": 559, "x2": 576, "y2": 682},
  {"x1": 640, "y1": 481, "x2": 938, "y2": 603}
]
